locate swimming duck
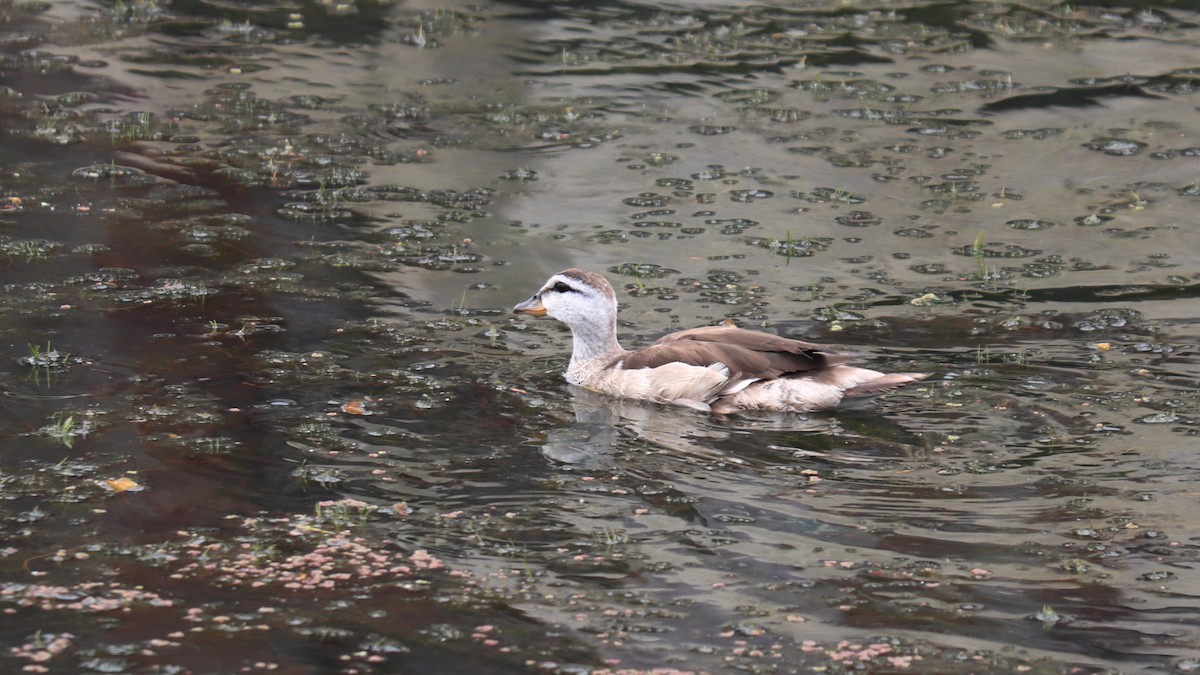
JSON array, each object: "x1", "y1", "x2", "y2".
[{"x1": 513, "y1": 268, "x2": 928, "y2": 414}]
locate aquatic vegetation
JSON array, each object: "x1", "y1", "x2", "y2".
[
  {"x1": 750, "y1": 233, "x2": 829, "y2": 259},
  {"x1": 0, "y1": 0, "x2": 1196, "y2": 671},
  {"x1": 160, "y1": 513, "x2": 448, "y2": 591},
  {"x1": 21, "y1": 342, "x2": 74, "y2": 385},
  {"x1": 1085, "y1": 138, "x2": 1147, "y2": 156},
  {"x1": 0, "y1": 239, "x2": 60, "y2": 261},
  {"x1": 41, "y1": 415, "x2": 78, "y2": 448}
]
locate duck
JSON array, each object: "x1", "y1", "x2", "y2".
[{"x1": 513, "y1": 268, "x2": 928, "y2": 414}]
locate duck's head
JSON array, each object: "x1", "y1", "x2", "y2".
[{"x1": 513, "y1": 268, "x2": 617, "y2": 330}]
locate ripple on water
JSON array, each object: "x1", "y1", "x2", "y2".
[{"x1": 1, "y1": 0, "x2": 1199, "y2": 672}]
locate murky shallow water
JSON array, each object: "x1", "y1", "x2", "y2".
[{"x1": 1, "y1": 0, "x2": 1198, "y2": 672}]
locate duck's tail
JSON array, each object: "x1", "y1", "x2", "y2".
[{"x1": 842, "y1": 372, "x2": 930, "y2": 398}]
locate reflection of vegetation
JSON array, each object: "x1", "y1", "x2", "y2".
[
  {"x1": 592, "y1": 527, "x2": 629, "y2": 552},
  {"x1": 963, "y1": 231, "x2": 1010, "y2": 291},
  {"x1": 975, "y1": 345, "x2": 990, "y2": 364},
  {"x1": 25, "y1": 342, "x2": 70, "y2": 386},
  {"x1": 146, "y1": 279, "x2": 211, "y2": 305},
  {"x1": 315, "y1": 498, "x2": 378, "y2": 528},
  {"x1": 971, "y1": 230, "x2": 986, "y2": 256},
  {"x1": 974, "y1": 344, "x2": 1029, "y2": 366},
  {"x1": 758, "y1": 232, "x2": 826, "y2": 260},
  {"x1": 107, "y1": 0, "x2": 166, "y2": 24},
  {"x1": 450, "y1": 289, "x2": 470, "y2": 316},
  {"x1": 292, "y1": 461, "x2": 344, "y2": 488},
  {"x1": 196, "y1": 437, "x2": 230, "y2": 454},
  {"x1": 1, "y1": 239, "x2": 59, "y2": 261},
  {"x1": 47, "y1": 416, "x2": 76, "y2": 448},
  {"x1": 1127, "y1": 190, "x2": 1147, "y2": 211},
  {"x1": 117, "y1": 111, "x2": 155, "y2": 143},
  {"x1": 293, "y1": 460, "x2": 312, "y2": 488},
  {"x1": 1037, "y1": 605, "x2": 1063, "y2": 629},
  {"x1": 15, "y1": 240, "x2": 48, "y2": 261}
]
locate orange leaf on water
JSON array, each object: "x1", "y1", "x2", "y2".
[{"x1": 103, "y1": 477, "x2": 141, "y2": 493}]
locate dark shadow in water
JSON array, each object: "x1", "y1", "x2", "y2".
[
  {"x1": 168, "y1": 0, "x2": 396, "y2": 44},
  {"x1": 982, "y1": 83, "x2": 1167, "y2": 112},
  {"x1": 899, "y1": 2, "x2": 996, "y2": 49}
]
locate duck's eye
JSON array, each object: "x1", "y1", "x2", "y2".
[{"x1": 550, "y1": 281, "x2": 574, "y2": 294}]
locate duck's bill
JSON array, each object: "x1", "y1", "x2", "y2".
[{"x1": 512, "y1": 296, "x2": 546, "y2": 317}]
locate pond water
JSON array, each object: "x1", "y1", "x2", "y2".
[{"x1": 1, "y1": 0, "x2": 1198, "y2": 672}]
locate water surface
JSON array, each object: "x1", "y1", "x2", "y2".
[{"x1": 1, "y1": 0, "x2": 1198, "y2": 672}]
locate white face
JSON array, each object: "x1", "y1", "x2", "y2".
[{"x1": 537, "y1": 271, "x2": 616, "y2": 329}]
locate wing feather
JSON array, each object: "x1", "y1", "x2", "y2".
[
  {"x1": 628, "y1": 324, "x2": 852, "y2": 377},
  {"x1": 617, "y1": 342, "x2": 775, "y2": 377}
]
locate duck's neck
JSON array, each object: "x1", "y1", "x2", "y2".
[{"x1": 566, "y1": 320, "x2": 625, "y2": 376}]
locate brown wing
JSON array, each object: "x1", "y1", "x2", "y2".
[
  {"x1": 618, "y1": 325, "x2": 852, "y2": 380},
  {"x1": 647, "y1": 324, "x2": 852, "y2": 374},
  {"x1": 656, "y1": 326, "x2": 828, "y2": 351}
]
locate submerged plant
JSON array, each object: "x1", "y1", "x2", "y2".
[
  {"x1": 450, "y1": 289, "x2": 470, "y2": 316},
  {"x1": 50, "y1": 416, "x2": 75, "y2": 448},
  {"x1": 15, "y1": 240, "x2": 48, "y2": 261},
  {"x1": 24, "y1": 342, "x2": 71, "y2": 385},
  {"x1": 484, "y1": 323, "x2": 501, "y2": 346},
  {"x1": 41, "y1": 414, "x2": 89, "y2": 448},
  {"x1": 1036, "y1": 604, "x2": 1063, "y2": 629},
  {"x1": 975, "y1": 345, "x2": 991, "y2": 364},
  {"x1": 971, "y1": 230, "x2": 986, "y2": 256},
  {"x1": 315, "y1": 498, "x2": 378, "y2": 528},
  {"x1": 593, "y1": 527, "x2": 629, "y2": 551},
  {"x1": 759, "y1": 231, "x2": 824, "y2": 261}
]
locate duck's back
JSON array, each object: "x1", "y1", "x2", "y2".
[{"x1": 616, "y1": 324, "x2": 926, "y2": 413}]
